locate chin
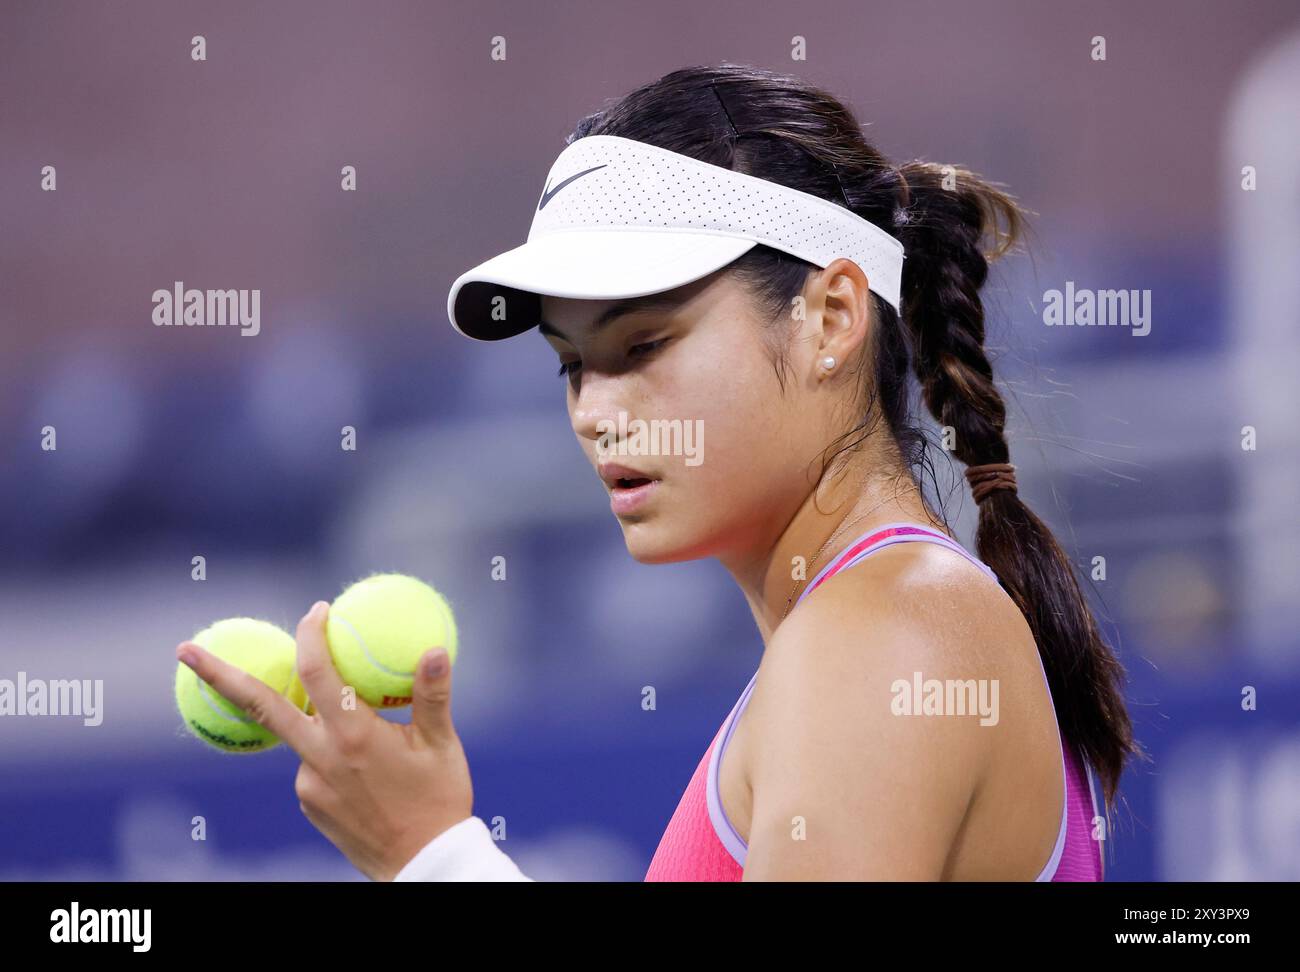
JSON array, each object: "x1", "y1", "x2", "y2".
[{"x1": 619, "y1": 519, "x2": 715, "y2": 565}]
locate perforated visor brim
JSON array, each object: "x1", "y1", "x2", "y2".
[{"x1": 447, "y1": 228, "x2": 758, "y2": 341}]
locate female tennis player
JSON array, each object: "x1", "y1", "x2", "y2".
[{"x1": 177, "y1": 64, "x2": 1140, "y2": 881}]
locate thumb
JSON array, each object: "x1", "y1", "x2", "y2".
[{"x1": 410, "y1": 647, "x2": 455, "y2": 745}]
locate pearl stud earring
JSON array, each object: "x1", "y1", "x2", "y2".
[{"x1": 821, "y1": 355, "x2": 836, "y2": 372}]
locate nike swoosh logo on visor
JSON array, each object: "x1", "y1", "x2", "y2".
[{"x1": 537, "y1": 165, "x2": 607, "y2": 211}]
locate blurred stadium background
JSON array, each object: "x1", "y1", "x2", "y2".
[{"x1": 1, "y1": 0, "x2": 1298, "y2": 880}]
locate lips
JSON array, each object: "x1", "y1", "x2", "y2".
[
  {"x1": 597, "y1": 462, "x2": 659, "y2": 491},
  {"x1": 598, "y1": 462, "x2": 661, "y2": 516}
]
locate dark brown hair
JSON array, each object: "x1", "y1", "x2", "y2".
[{"x1": 565, "y1": 64, "x2": 1142, "y2": 812}]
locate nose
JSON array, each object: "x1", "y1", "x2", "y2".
[{"x1": 569, "y1": 371, "x2": 629, "y2": 448}]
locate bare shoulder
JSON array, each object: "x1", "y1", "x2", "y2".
[
  {"x1": 758, "y1": 537, "x2": 1033, "y2": 704},
  {"x1": 740, "y1": 539, "x2": 1037, "y2": 879}
]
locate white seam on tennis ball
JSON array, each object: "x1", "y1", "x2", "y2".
[
  {"x1": 195, "y1": 674, "x2": 253, "y2": 724},
  {"x1": 333, "y1": 616, "x2": 417, "y2": 678}
]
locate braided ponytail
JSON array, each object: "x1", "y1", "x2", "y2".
[{"x1": 893, "y1": 162, "x2": 1142, "y2": 805}]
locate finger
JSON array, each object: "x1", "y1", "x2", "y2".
[
  {"x1": 295, "y1": 600, "x2": 367, "y2": 727},
  {"x1": 410, "y1": 647, "x2": 455, "y2": 746},
  {"x1": 294, "y1": 760, "x2": 335, "y2": 816},
  {"x1": 176, "y1": 641, "x2": 322, "y2": 760},
  {"x1": 295, "y1": 765, "x2": 337, "y2": 839}
]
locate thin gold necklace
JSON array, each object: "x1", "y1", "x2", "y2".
[{"x1": 780, "y1": 494, "x2": 904, "y2": 621}]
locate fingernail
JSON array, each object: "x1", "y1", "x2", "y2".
[
  {"x1": 176, "y1": 644, "x2": 197, "y2": 666},
  {"x1": 422, "y1": 650, "x2": 447, "y2": 679}
]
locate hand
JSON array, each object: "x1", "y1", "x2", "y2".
[{"x1": 175, "y1": 600, "x2": 473, "y2": 881}]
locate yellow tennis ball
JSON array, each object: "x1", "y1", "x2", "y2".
[
  {"x1": 326, "y1": 573, "x2": 458, "y2": 708},
  {"x1": 175, "y1": 617, "x2": 308, "y2": 753}
]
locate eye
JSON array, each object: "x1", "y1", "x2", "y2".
[
  {"x1": 555, "y1": 359, "x2": 581, "y2": 379},
  {"x1": 628, "y1": 338, "x2": 669, "y2": 359}
]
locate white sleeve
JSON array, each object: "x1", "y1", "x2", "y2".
[{"x1": 392, "y1": 815, "x2": 534, "y2": 882}]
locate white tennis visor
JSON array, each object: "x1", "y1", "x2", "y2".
[{"x1": 446, "y1": 134, "x2": 905, "y2": 342}]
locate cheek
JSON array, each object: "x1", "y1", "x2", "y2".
[
  {"x1": 671, "y1": 326, "x2": 780, "y2": 421},
  {"x1": 662, "y1": 343, "x2": 800, "y2": 497}
]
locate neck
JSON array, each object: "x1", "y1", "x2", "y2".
[{"x1": 724, "y1": 450, "x2": 944, "y2": 646}]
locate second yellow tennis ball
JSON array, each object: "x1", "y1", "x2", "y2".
[{"x1": 325, "y1": 573, "x2": 458, "y2": 708}]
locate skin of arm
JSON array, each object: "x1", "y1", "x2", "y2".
[{"x1": 741, "y1": 546, "x2": 1000, "y2": 881}]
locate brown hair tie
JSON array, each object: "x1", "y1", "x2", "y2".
[{"x1": 965, "y1": 462, "x2": 1017, "y2": 503}]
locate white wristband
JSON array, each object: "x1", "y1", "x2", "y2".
[{"x1": 392, "y1": 816, "x2": 534, "y2": 882}]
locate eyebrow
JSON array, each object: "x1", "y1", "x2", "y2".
[{"x1": 537, "y1": 292, "x2": 686, "y2": 343}]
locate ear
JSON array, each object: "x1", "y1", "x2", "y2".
[{"x1": 810, "y1": 258, "x2": 874, "y2": 380}]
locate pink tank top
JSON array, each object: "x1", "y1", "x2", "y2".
[{"x1": 644, "y1": 523, "x2": 1104, "y2": 881}]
